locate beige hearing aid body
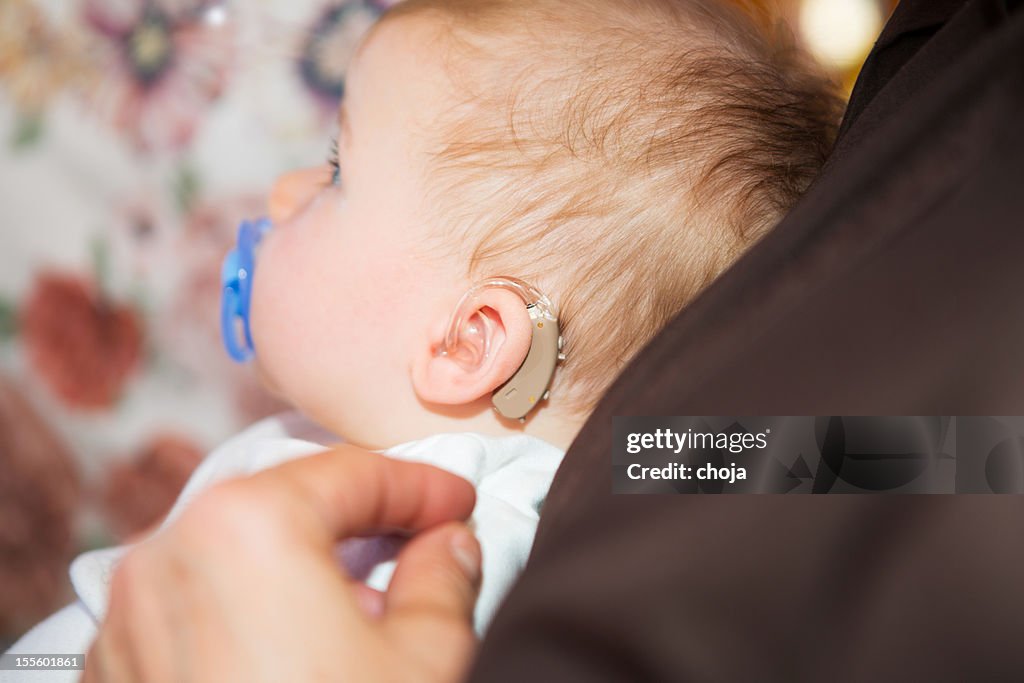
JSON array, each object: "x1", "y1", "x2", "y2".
[
  {"x1": 492, "y1": 301, "x2": 564, "y2": 420},
  {"x1": 442, "y1": 277, "x2": 565, "y2": 422}
]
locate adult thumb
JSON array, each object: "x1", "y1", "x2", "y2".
[{"x1": 386, "y1": 522, "x2": 482, "y2": 627}]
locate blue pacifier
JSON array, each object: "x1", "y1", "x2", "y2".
[{"x1": 221, "y1": 217, "x2": 272, "y2": 363}]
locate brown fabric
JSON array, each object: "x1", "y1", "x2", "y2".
[{"x1": 469, "y1": 1, "x2": 1024, "y2": 680}]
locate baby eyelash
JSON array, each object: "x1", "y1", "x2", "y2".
[{"x1": 327, "y1": 136, "x2": 340, "y2": 180}]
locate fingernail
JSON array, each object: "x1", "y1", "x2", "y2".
[{"x1": 450, "y1": 530, "x2": 481, "y2": 581}]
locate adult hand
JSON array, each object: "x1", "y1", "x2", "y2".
[{"x1": 81, "y1": 445, "x2": 482, "y2": 683}]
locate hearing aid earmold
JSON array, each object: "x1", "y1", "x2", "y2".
[{"x1": 441, "y1": 277, "x2": 565, "y2": 422}]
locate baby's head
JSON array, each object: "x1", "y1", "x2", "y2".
[{"x1": 249, "y1": 0, "x2": 842, "y2": 450}]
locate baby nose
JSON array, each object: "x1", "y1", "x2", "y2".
[{"x1": 267, "y1": 166, "x2": 332, "y2": 224}]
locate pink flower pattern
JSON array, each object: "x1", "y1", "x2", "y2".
[
  {"x1": 20, "y1": 273, "x2": 144, "y2": 411},
  {"x1": 100, "y1": 434, "x2": 203, "y2": 542},
  {"x1": 80, "y1": 0, "x2": 235, "y2": 152}
]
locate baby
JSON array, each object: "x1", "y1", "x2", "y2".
[{"x1": 5, "y1": 0, "x2": 841, "y2": 671}]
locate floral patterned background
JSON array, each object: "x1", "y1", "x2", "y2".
[
  {"x1": 0, "y1": 0, "x2": 892, "y2": 650},
  {"x1": 0, "y1": 0, "x2": 398, "y2": 648}
]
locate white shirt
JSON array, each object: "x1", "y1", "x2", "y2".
[{"x1": 3, "y1": 412, "x2": 564, "y2": 682}]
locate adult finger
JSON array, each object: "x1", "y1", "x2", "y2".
[
  {"x1": 82, "y1": 615, "x2": 135, "y2": 683},
  {"x1": 81, "y1": 548, "x2": 174, "y2": 683},
  {"x1": 242, "y1": 445, "x2": 477, "y2": 547},
  {"x1": 382, "y1": 523, "x2": 482, "y2": 680},
  {"x1": 386, "y1": 523, "x2": 482, "y2": 624}
]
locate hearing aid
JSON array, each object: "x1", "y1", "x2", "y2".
[
  {"x1": 221, "y1": 217, "x2": 271, "y2": 363},
  {"x1": 440, "y1": 277, "x2": 565, "y2": 422}
]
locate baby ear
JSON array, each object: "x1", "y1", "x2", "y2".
[{"x1": 411, "y1": 287, "x2": 533, "y2": 407}]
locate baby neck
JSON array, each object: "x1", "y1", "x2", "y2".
[{"x1": 339, "y1": 397, "x2": 585, "y2": 452}]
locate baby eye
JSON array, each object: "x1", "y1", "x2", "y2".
[{"x1": 327, "y1": 136, "x2": 342, "y2": 187}]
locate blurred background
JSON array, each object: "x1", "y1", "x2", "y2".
[{"x1": 0, "y1": 0, "x2": 896, "y2": 651}]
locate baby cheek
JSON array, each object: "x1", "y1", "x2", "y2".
[
  {"x1": 251, "y1": 231, "x2": 329, "y2": 362},
  {"x1": 249, "y1": 235, "x2": 296, "y2": 369}
]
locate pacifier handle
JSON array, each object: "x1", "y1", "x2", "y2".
[{"x1": 221, "y1": 218, "x2": 272, "y2": 363}]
